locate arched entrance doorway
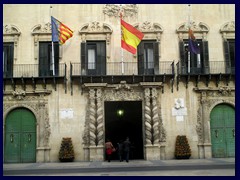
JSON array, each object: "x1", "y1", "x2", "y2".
[
  {"x1": 210, "y1": 104, "x2": 235, "y2": 158},
  {"x1": 4, "y1": 108, "x2": 36, "y2": 163},
  {"x1": 105, "y1": 101, "x2": 144, "y2": 160}
]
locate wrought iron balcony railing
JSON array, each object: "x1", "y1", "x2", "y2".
[
  {"x1": 3, "y1": 63, "x2": 67, "y2": 78},
  {"x1": 176, "y1": 61, "x2": 235, "y2": 75},
  {"x1": 70, "y1": 61, "x2": 174, "y2": 76}
]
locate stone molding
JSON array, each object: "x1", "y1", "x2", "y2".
[
  {"x1": 176, "y1": 21, "x2": 209, "y2": 41},
  {"x1": 220, "y1": 21, "x2": 235, "y2": 40},
  {"x1": 134, "y1": 21, "x2": 163, "y2": 42}
]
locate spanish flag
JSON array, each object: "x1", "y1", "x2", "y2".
[
  {"x1": 121, "y1": 19, "x2": 144, "y2": 54},
  {"x1": 51, "y1": 16, "x2": 73, "y2": 45}
]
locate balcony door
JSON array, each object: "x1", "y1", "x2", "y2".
[
  {"x1": 39, "y1": 42, "x2": 59, "y2": 76},
  {"x1": 3, "y1": 42, "x2": 14, "y2": 78},
  {"x1": 81, "y1": 41, "x2": 106, "y2": 76}
]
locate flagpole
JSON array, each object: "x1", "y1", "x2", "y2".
[
  {"x1": 50, "y1": 6, "x2": 55, "y2": 76},
  {"x1": 187, "y1": 4, "x2": 191, "y2": 74},
  {"x1": 120, "y1": 5, "x2": 124, "y2": 75}
]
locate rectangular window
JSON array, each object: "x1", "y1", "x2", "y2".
[
  {"x1": 81, "y1": 41, "x2": 106, "y2": 76},
  {"x1": 138, "y1": 40, "x2": 159, "y2": 75},
  {"x1": 3, "y1": 43, "x2": 14, "y2": 78},
  {"x1": 179, "y1": 40, "x2": 209, "y2": 74},
  {"x1": 224, "y1": 39, "x2": 235, "y2": 74},
  {"x1": 39, "y1": 42, "x2": 59, "y2": 76}
]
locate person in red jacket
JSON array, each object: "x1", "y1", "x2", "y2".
[{"x1": 105, "y1": 139, "x2": 115, "y2": 162}]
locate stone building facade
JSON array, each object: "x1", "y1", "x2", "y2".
[{"x1": 3, "y1": 4, "x2": 235, "y2": 163}]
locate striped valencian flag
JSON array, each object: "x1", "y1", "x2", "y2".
[
  {"x1": 121, "y1": 19, "x2": 144, "y2": 54},
  {"x1": 51, "y1": 16, "x2": 73, "y2": 45}
]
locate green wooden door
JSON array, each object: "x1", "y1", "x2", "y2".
[
  {"x1": 4, "y1": 108, "x2": 36, "y2": 163},
  {"x1": 210, "y1": 104, "x2": 235, "y2": 158}
]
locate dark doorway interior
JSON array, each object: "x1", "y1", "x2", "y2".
[{"x1": 105, "y1": 101, "x2": 143, "y2": 160}]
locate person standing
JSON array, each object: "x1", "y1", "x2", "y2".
[
  {"x1": 105, "y1": 139, "x2": 114, "y2": 162},
  {"x1": 123, "y1": 137, "x2": 131, "y2": 162},
  {"x1": 117, "y1": 140, "x2": 123, "y2": 162}
]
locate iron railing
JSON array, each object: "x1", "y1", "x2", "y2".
[
  {"x1": 71, "y1": 61, "x2": 174, "y2": 76},
  {"x1": 176, "y1": 61, "x2": 235, "y2": 75},
  {"x1": 3, "y1": 63, "x2": 67, "y2": 78}
]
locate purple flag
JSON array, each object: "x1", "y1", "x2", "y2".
[{"x1": 188, "y1": 29, "x2": 200, "y2": 54}]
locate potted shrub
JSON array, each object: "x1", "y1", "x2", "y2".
[
  {"x1": 174, "y1": 135, "x2": 191, "y2": 159},
  {"x1": 59, "y1": 137, "x2": 75, "y2": 162}
]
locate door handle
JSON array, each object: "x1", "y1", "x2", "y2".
[
  {"x1": 215, "y1": 130, "x2": 218, "y2": 138},
  {"x1": 28, "y1": 134, "x2": 31, "y2": 142},
  {"x1": 232, "y1": 129, "x2": 235, "y2": 137},
  {"x1": 10, "y1": 134, "x2": 14, "y2": 143}
]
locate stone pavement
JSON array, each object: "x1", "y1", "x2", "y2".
[{"x1": 3, "y1": 158, "x2": 235, "y2": 176}]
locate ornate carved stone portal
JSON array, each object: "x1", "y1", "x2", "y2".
[
  {"x1": 82, "y1": 81, "x2": 166, "y2": 161},
  {"x1": 3, "y1": 89, "x2": 52, "y2": 162},
  {"x1": 194, "y1": 86, "x2": 235, "y2": 158}
]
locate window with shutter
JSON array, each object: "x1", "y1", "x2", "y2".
[
  {"x1": 224, "y1": 40, "x2": 235, "y2": 74},
  {"x1": 137, "y1": 40, "x2": 159, "y2": 75},
  {"x1": 81, "y1": 41, "x2": 106, "y2": 76},
  {"x1": 39, "y1": 42, "x2": 59, "y2": 77},
  {"x1": 3, "y1": 43, "x2": 14, "y2": 78},
  {"x1": 180, "y1": 39, "x2": 209, "y2": 75}
]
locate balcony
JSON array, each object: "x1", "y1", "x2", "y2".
[
  {"x1": 70, "y1": 61, "x2": 175, "y2": 94},
  {"x1": 176, "y1": 61, "x2": 235, "y2": 89},
  {"x1": 3, "y1": 63, "x2": 67, "y2": 92}
]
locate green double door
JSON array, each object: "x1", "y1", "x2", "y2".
[
  {"x1": 210, "y1": 104, "x2": 235, "y2": 158},
  {"x1": 4, "y1": 108, "x2": 36, "y2": 163}
]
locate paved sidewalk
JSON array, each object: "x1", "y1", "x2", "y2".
[{"x1": 3, "y1": 158, "x2": 235, "y2": 170}]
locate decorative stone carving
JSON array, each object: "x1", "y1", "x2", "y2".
[
  {"x1": 3, "y1": 90, "x2": 51, "y2": 151},
  {"x1": 3, "y1": 24, "x2": 21, "y2": 35},
  {"x1": 134, "y1": 22, "x2": 163, "y2": 42},
  {"x1": 196, "y1": 106, "x2": 203, "y2": 143},
  {"x1": 12, "y1": 89, "x2": 26, "y2": 100},
  {"x1": 220, "y1": 21, "x2": 235, "y2": 33},
  {"x1": 151, "y1": 88, "x2": 160, "y2": 144},
  {"x1": 176, "y1": 21, "x2": 209, "y2": 41},
  {"x1": 135, "y1": 21, "x2": 163, "y2": 33},
  {"x1": 194, "y1": 87, "x2": 235, "y2": 151},
  {"x1": 32, "y1": 23, "x2": 52, "y2": 34},
  {"x1": 144, "y1": 88, "x2": 152, "y2": 145},
  {"x1": 96, "y1": 89, "x2": 104, "y2": 146},
  {"x1": 104, "y1": 82, "x2": 142, "y2": 101},
  {"x1": 89, "y1": 89, "x2": 97, "y2": 146},
  {"x1": 103, "y1": 4, "x2": 138, "y2": 18}
]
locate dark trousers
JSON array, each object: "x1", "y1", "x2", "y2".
[
  {"x1": 124, "y1": 151, "x2": 129, "y2": 162},
  {"x1": 106, "y1": 154, "x2": 111, "y2": 162}
]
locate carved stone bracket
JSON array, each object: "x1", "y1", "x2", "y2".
[
  {"x1": 176, "y1": 21, "x2": 209, "y2": 41},
  {"x1": 3, "y1": 24, "x2": 21, "y2": 61},
  {"x1": 220, "y1": 21, "x2": 235, "y2": 40}
]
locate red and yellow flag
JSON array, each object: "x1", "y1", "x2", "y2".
[
  {"x1": 121, "y1": 19, "x2": 144, "y2": 54},
  {"x1": 51, "y1": 16, "x2": 73, "y2": 45}
]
